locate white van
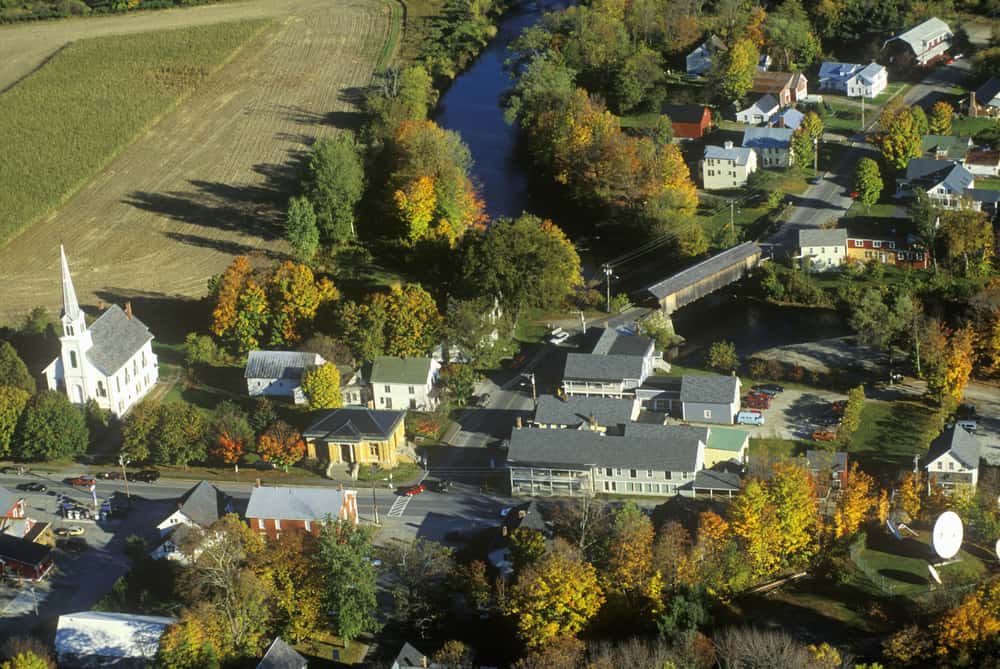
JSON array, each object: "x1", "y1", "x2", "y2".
[
  {"x1": 957, "y1": 420, "x2": 978, "y2": 432},
  {"x1": 736, "y1": 411, "x2": 765, "y2": 426}
]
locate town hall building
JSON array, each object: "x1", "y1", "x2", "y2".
[{"x1": 43, "y1": 247, "x2": 158, "y2": 417}]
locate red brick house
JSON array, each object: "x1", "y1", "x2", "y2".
[
  {"x1": 661, "y1": 104, "x2": 712, "y2": 139},
  {"x1": 246, "y1": 486, "x2": 359, "y2": 540},
  {"x1": 750, "y1": 72, "x2": 808, "y2": 107}
]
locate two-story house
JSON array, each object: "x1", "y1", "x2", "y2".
[
  {"x1": 742, "y1": 127, "x2": 795, "y2": 168},
  {"x1": 846, "y1": 227, "x2": 929, "y2": 269},
  {"x1": 818, "y1": 62, "x2": 863, "y2": 93},
  {"x1": 702, "y1": 142, "x2": 758, "y2": 190},
  {"x1": 750, "y1": 71, "x2": 808, "y2": 107},
  {"x1": 736, "y1": 94, "x2": 780, "y2": 125},
  {"x1": 152, "y1": 480, "x2": 233, "y2": 562},
  {"x1": 246, "y1": 485, "x2": 359, "y2": 539},
  {"x1": 371, "y1": 356, "x2": 439, "y2": 411},
  {"x1": 0, "y1": 487, "x2": 26, "y2": 536},
  {"x1": 897, "y1": 159, "x2": 976, "y2": 209},
  {"x1": 818, "y1": 62, "x2": 888, "y2": 98},
  {"x1": 686, "y1": 35, "x2": 726, "y2": 77},
  {"x1": 244, "y1": 350, "x2": 326, "y2": 405},
  {"x1": 562, "y1": 328, "x2": 656, "y2": 398},
  {"x1": 303, "y1": 406, "x2": 406, "y2": 469},
  {"x1": 925, "y1": 425, "x2": 981, "y2": 494},
  {"x1": 798, "y1": 229, "x2": 847, "y2": 271},
  {"x1": 532, "y1": 395, "x2": 639, "y2": 432},
  {"x1": 679, "y1": 374, "x2": 741, "y2": 425},
  {"x1": 882, "y1": 17, "x2": 952, "y2": 68}
]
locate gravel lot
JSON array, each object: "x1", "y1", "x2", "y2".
[{"x1": 738, "y1": 386, "x2": 848, "y2": 440}]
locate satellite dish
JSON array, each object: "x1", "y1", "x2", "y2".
[
  {"x1": 932, "y1": 511, "x2": 964, "y2": 560},
  {"x1": 928, "y1": 563, "x2": 942, "y2": 585},
  {"x1": 995, "y1": 539, "x2": 1000, "y2": 562}
]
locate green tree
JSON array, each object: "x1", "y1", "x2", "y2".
[
  {"x1": 504, "y1": 52, "x2": 576, "y2": 128},
  {"x1": 1, "y1": 653, "x2": 50, "y2": 669},
  {"x1": 337, "y1": 299, "x2": 389, "y2": 363},
  {"x1": 301, "y1": 363, "x2": 342, "y2": 409},
  {"x1": 939, "y1": 208, "x2": 994, "y2": 276},
  {"x1": 791, "y1": 111, "x2": 824, "y2": 170},
  {"x1": 284, "y1": 196, "x2": 320, "y2": 263},
  {"x1": 439, "y1": 363, "x2": 477, "y2": 408},
  {"x1": 182, "y1": 333, "x2": 222, "y2": 368},
  {"x1": 765, "y1": 0, "x2": 821, "y2": 70},
  {"x1": 384, "y1": 284, "x2": 443, "y2": 358},
  {"x1": 509, "y1": 527, "x2": 547, "y2": 574},
  {"x1": 911, "y1": 189, "x2": 938, "y2": 269},
  {"x1": 365, "y1": 64, "x2": 437, "y2": 140},
  {"x1": 231, "y1": 281, "x2": 270, "y2": 353},
  {"x1": 0, "y1": 341, "x2": 34, "y2": 394},
  {"x1": 443, "y1": 298, "x2": 514, "y2": 368},
  {"x1": 838, "y1": 385, "x2": 866, "y2": 447},
  {"x1": 876, "y1": 107, "x2": 922, "y2": 170},
  {"x1": 151, "y1": 402, "x2": 207, "y2": 466},
  {"x1": 853, "y1": 157, "x2": 883, "y2": 208},
  {"x1": 849, "y1": 288, "x2": 916, "y2": 367},
  {"x1": 303, "y1": 134, "x2": 365, "y2": 244},
  {"x1": 379, "y1": 538, "x2": 455, "y2": 636},
  {"x1": 317, "y1": 520, "x2": 379, "y2": 643},
  {"x1": 249, "y1": 398, "x2": 278, "y2": 435},
  {"x1": 0, "y1": 386, "x2": 30, "y2": 459},
  {"x1": 713, "y1": 37, "x2": 758, "y2": 101},
  {"x1": 15, "y1": 390, "x2": 88, "y2": 461},
  {"x1": 120, "y1": 400, "x2": 160, "y2": 462},
  {"x1": 612, "y1": 44, "x2": 664, "y2": 113},
  {"x1": 910, "y1": 106, "x2": 929, "y2": 137},
  {"x1": 706, "y1": 340, "x2": 739, "y2": 373},
  {"x1": 928, "y1": 101, "x2": 954, "y2": 135},
  {"x1": 460, "y1": 214, "x2": 582, "y2": 318}
]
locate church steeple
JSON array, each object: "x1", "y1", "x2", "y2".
[{"x1": 59, "y1": 245, "x2": 87, "y2": 339}]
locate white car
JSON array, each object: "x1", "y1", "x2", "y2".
[{"x1": 550, "y1": 331, "x2": 570, "y2": 345}]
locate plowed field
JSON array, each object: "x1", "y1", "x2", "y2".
[{"x1": 0, "y1": 0, "x2": 394, "y2": 323}]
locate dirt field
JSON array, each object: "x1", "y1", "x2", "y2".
[{"x1": 0, "y1": 0, "x2": 394, "y2": 324}]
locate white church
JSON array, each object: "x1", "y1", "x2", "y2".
[{"x1": 43, "y1": 246, "x2": 159, "y2": 417}]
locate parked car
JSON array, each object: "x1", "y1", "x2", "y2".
[
  {"x1": 477, "y1": 393, "x2": 491, "y2": 407},
  {"x1": 957, "y1": 420, "x2": 978, "y2": 433},
  {"x1": 252, "y1": 460, "x2": 277, "y2": 471},
  {"x1": 751, "y1": 384, "x2": 783, "y2": 396},
  {"x1": 65, "y1": 476, "x2": 95, "y2": 487},
  {"x1": 430, "y1": 480, "x2": 452, "y2": 493},
  {"x1": 16, "y1": 482, "x2": 47, "y2": 493},
  {"x1": 130, "y1": 470, "x2": 160, "y2": 483},
  {"x1": 545, "y1": 327, "x2": 565, "y2": 342},
  {"x1": 55, "y1": 526, "x2": 85, "y2": 537},
  {"x1": 550, "y1": 331, "x2": 571, "y2": 345},
  {"x1": 957, "y1": 403, "x2": 977, "y2": 418},
  {"x1": 743, "y1": 392, "x2": 771, "y2": 410},
  {"x1": 57, "y1": 537, "x2": 89, "y2": 552},
  {"x1": 736, "y1": 411, "x2": 765, "y2": 426},
  {"x1": 0, "y1": 466, "x2": 21, "y2": 474},
  {"x1": 812, "y1": 430, "x2": 837, "y2": 442},
  {"x1": 96, "y1": 471, "x2": 123, "y2": 480},
  {"x1": 830, "y1": 401, "x2": 846, "y2": 415},
  {"x1": 401, "y1": 484, "x2": 426, "y2": 496}
]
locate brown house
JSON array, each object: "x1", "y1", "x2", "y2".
[
  {"x1": 661, "y1": 104, "x2": 712, "y2": 139},
  {"x1": 750, "y1": 71, "x2": 808, "y2": 107},
  {"x1": 246, "y1": 485, "x2": 359, "y2": 540},
  {"x1": 0, "y1": 533, "x2": 54, "y2": 581},
  {"x1": 303, "y1": 407, "x2": 406, "y2": 468}
]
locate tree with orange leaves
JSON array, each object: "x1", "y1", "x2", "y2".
[
  {"x1": 943, "y1": 327, "x2": 975, "y2": 405},
  {"x1": 832, "y1": 463, "x2": 876, "y2": 539},
  {"x1": 211, "y1": 256, "x2": 253, "y2": 338},
  {"x1": 932, "y1": 576, "x2": 1000, "y2": 662},
  {"x1": 257, "y1": 420, "x2": 305, "y2": 471},
  {"x1": 209, "y1": 400, "x2": 253, "y2": 465}
]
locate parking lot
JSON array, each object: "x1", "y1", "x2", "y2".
[{"x1": 735, "y1": 386, "x2": 849, "y2": 441}]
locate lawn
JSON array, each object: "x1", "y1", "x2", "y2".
[
  {"x1": 748, "y1": 437, "x2": 810, "y2": 460},
  {"x1": 842, "y1": 201, "x2": 898, "y2": 220},
  {"x1": 870, "y1": 82, "x2": 910, "y2": 106},
  {"x1": 0, "y1": 19, "x2": 269, "y2": 245},
  {"x1": 975, "y1": 176, "x2": 1000, "y2": 190},
  {"x1": 849, "y1": 399, "x2": 941, "y2": 464},
  {"x1": 951, "y1": 115, "x2": 998, "y2": 138}
]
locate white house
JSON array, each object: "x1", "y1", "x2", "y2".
[
  {"x1": 340, "y1": 366, "x2": 371, "y2": 406},
  {"x1": 736, "y1": 94, "x2": 779, "y2": 125},
  {"x1": 883, "y1": 17, "x2": 952, "y2": 67},
  {"x1": 152, "y1": 481, "x2": 232, "y2": 562},
  {"x1": 702, "y1": 142, "x2": 758, "y2": 190},
  {"x1": 925, "y1": 425, "x2": 981, "y2": 493},
  {"x1": 371, "y1": 356, "x2": 439, "y2": 411},
  {"x1": 43, "y1": 246, "x2": 158, "y2": 418},
  {"x1": 562, "y1": 328, "x2": 657, "y2": 398},
  {"x1": 742, "y1": 126, "x2": 795, "y2": 168},
  {"x1": 245, "y1": 350, "x2": 326, "y2": 404},
  {"x1": 818, "y1": 62, "x2": 863, "y2": 93},
  {"x1": 798, "y1": 228, "x2": 847, "y2": 271},
  {"x1": 847, "y1": 62, "x2": 888, "y2": 98},
  {"x1": 897, "y1": 159, "x2": 976, "y2": 209},
  {"x1": 966, "y1": 150, "x2": 1000, "y2": 177},
  {"x1": 56, "y1": 611, "x2": 175, "y2": 667},
  {"x1": 686, "y1": 35, "x2": 726, "y2": 76}
]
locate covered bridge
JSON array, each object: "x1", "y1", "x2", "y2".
[{"x1": 646, "y1": 242, "x2": 763, "y2": 314}]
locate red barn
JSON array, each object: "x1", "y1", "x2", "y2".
[
  {"x1": 246, "y1": 485, "x2": 359, "y2": 540},
  {"x1": 661, "y1": 104, "x2": 712, "y2": 140},
  {"x1": 0, "y1": 533, "x2": 54, "y2": 581}
]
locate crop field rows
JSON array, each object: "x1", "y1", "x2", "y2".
[{"x1": 0, "y1": 0, "x2": 394, "y2": 323}]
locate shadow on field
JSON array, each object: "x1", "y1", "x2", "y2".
[
  {"x1": 163, "y1": 232, "x2": 284, "y2": 259},
  {"x1": 93, "y1": 290, "x2": 209, "y2": 345},
  {"x1": 274, "y1": 103, "x2": 365, "y2": 130}
]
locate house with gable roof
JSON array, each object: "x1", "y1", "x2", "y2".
[
  {"x1": 797, "y1": 228, "x2": 847, "y2": 271},
  {"x1": 897, "y1": 159, "x2": 977, "y2": 209},
  {"x1": 43, "y1": 246, "x2": 158, "y2": 417},
  {"x1": 152, "y1": 481, "x2": 233, "y2": 562},
  {"x1": 532, "y1": 394, "x2": 639, "y2": 432},
  {"x1": 56, "y1": 611, "x2": 175, "y2": 667},
  {"x1": 971, "y1": 77, "x2": 1000, "y2": 117},
  {"x1": 679, "y1": 374, "x2": 741, "y2": 425},
  {"x1": 562, "y1": 327, "x2": 657, "y2": 399},
  {"x1": 0, "y1": 486, "x2": 27, "y2": 535},
  {"x1": 302, "y1": 406, "x2": 406, "y2": 468},
  {"x1": 818, "y1": 62, "x2": 887, "y2": 98},
  {"x1": 772, "y1": 107, "x2": 804, "y2": 130},
  {"x1": 882, "y1": 17, "x2": 953, "y2": 68},
  {"x1": 702, "y1": 142, "x2": 758, "y2": 190},
  {"x1": 750, "y1": 71, "x2": 808, "y2": 106},
  {"x1": 818, "y1": 62, "x2": 864, "y2": 92},
  {"x1": 925, "y1": 426, "x2": 981, "y2": 494},
  {"x1": 742, "y1": 126, "x2": 795, "y2": 167},
  {"x1": 662, "y1": 104, "x2": 712, "y2": 139},
  {"x1": 686, "y1": 35, "x2": 726, "y2": 76},
  {"x1": 921, "y1": 134, "x2": 972, "y2": 162},
  {"x1": 245, "y1": 351, "x2": 326, "y2": 404},
  {"x1": 371, "y1": 356, "x2": 440, "y2": 411},
  {"x1": 246, "y1": 485, "x2": 359, "y2": 539},
  {"x1": 736, "y1": 94, "x2": 780, "y2": 125}
]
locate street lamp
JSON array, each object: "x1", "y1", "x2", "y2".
[{"x1": 813, "y1": 135, "x2": 819, "y2": 176}]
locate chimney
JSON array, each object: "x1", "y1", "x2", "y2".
[
  {"x1": 124, "y1": 301, "x2": 133, "y2": 320},
  {"x1": 778, "y1": 115, "x2": 785, "y2": 128},
  {"x1": 515, "y1": 416, "x2": 522, "y2": 429},
  {"x1": 96, "y1": 299, "x2": 106, "y2": 311},
  {"x1": 723, "y1": 140, "x2": 733, "y2": 150},
  {"x1": 255, "y1": 478, "x2": 261, "y2": 488}
]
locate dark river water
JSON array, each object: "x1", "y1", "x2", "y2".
[{"x1": 433, "y1": 1, "x2": 851, "y2": 352}]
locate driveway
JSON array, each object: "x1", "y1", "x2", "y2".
[
  {"x1": 901, "y1": 60, "x2": 972, "y2": 109},
  {"x1": 960, "y1": 383, "x2": 1000, "y2": 465}
]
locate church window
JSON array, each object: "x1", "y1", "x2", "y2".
[
  {"x1": 125, "y1": 368, "x2": 130, "y2": 384},
  {"x1": 97, "y1": 381, "x2": 106, "y2": 398},
  {"x1": 66, "y1": 325, "x2": 74, "y2": 336},
  {"x1": 69, "y1": 351, "x2": 78, "y2": 368},
  {"x1": 116, "y1": 377, "x2": 121, "y2": 393}
]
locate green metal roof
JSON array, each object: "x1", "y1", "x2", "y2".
[
  {"x1": 706, "y1": 427, "x2": 749, "y2": 452},
  {"x1": 370, "y1": 356, "x2": 433, "y2": 385}
]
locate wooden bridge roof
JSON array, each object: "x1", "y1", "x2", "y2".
[{"x1": 646, "y1": 242, "x2": 762, "y2": 300}]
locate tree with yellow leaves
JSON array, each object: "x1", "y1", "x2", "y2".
[
  {"x1": 943, "y1": 327, "x2": 975, "y2": 405},
  {"x1": 897, "y1": 471, "x2": 922, "y2": 520},
  {"x1": 604, "y1": 502, "x2": 659, "y2": 607},
  {"x1": 933, "y1": 576, "x2": 1000, "y2": 662},
  {"x1": 266, "y1": 261, "x2": 339, "y2": 346},
  {"x1": 728, "y1": 478, "x2": 782, "y2": 578},
  {"x1": 394, "y1": 175, "x2": 437, "y2": 243},
  {"x1": 301, "y1": 363, "x2": 342, "y2": 409},
  {"x1": 653, "y1": 521, "x2": 693, "y2": 591},
  {"x1": 770, "y1": 461, "x2": 819, "y2": 564},
  {"x1": 833, "y1": 463, "x2": 876, "y2": 539},
  {"x1": 503, "y1": 539, "x2": 604, "y2": 647}
]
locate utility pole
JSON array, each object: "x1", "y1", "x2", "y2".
[
  {"x1": 603, "y1": 265, "x2": 613, "y2": 313},
  {"x1": 371, "y1": 464, "x2": 380, "y2": 525},
  {"x1": 576, "y1": 310, "x2": 586, "y2": 332},
  {"x1": 119, "y1": 455, "x2": 130, "y2": 501},
  {"x1": 813, "y1": 136, "x2": 819, "y2": 175},
  {"x1": 526, "y1": 373, "x2": 537, "y2": 401}
]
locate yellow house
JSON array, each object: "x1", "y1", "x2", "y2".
[
  {"x1": 302, "y1": 408, "x2": 406, "y2": 468},
  {"x1": 703, "y1": 427, "x2": 750, "y2": 469}
]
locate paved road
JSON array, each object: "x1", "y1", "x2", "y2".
[{"x1": 901, "y1": 59, "x2": 972, "y2": 109}]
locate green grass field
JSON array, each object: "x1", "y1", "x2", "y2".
[
  {"x1": 0, "y1": 19, "x2": 268, "y2": 245},
  {"x1": 850, "y1": 400, "x2": 940, "y2": 463},
  {"x1": 975, "y1": 176, "x2": 1000, "y2": 190},
  {"x1": 951, "y1": 116, "x2": 997, "y2": 138}
]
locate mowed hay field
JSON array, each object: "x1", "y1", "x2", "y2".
[
  {"x1": 0, "y1": 0, "x2": 394, "y2": 323},
  {"x1": 0, "y1": 20, "x2": 269, "y2": 244}
]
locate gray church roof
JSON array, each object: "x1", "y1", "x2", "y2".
[
  {"x1": 85, "y1": 305, "x2": 154, "y2": 376},
  {"x1": 927, "y1": 426, "x2": 981, "y2": 470},
  {"x1": 256, "y1": 637, "x2": 307, "y2": 669},
  {"x1": 506, "y1": 425, "x2": 704, "y2": 472},
  {"x1": 534, "y1": 395, "x2": 636, "y2": 427},
  {"x1": 680, "y1": 374, "x2": 739, "y2": 404}
]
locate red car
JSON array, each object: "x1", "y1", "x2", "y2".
[
  {"x1": 401, "y1": 484, "x2": 426, "y2": 496},
  {"x1": 743, "y1": 392, "x2": 771, "y2": 410},
  {"x1": 812, "y1": 430, "x2": 837, "y2": 442},
  {"x1": 65, "y1": 476, "x2": 95, "y2": 487}
]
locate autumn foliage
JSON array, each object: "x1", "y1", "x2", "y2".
[{"x1": 257, "y1": 420, "x2": 306, "y2": 470}]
